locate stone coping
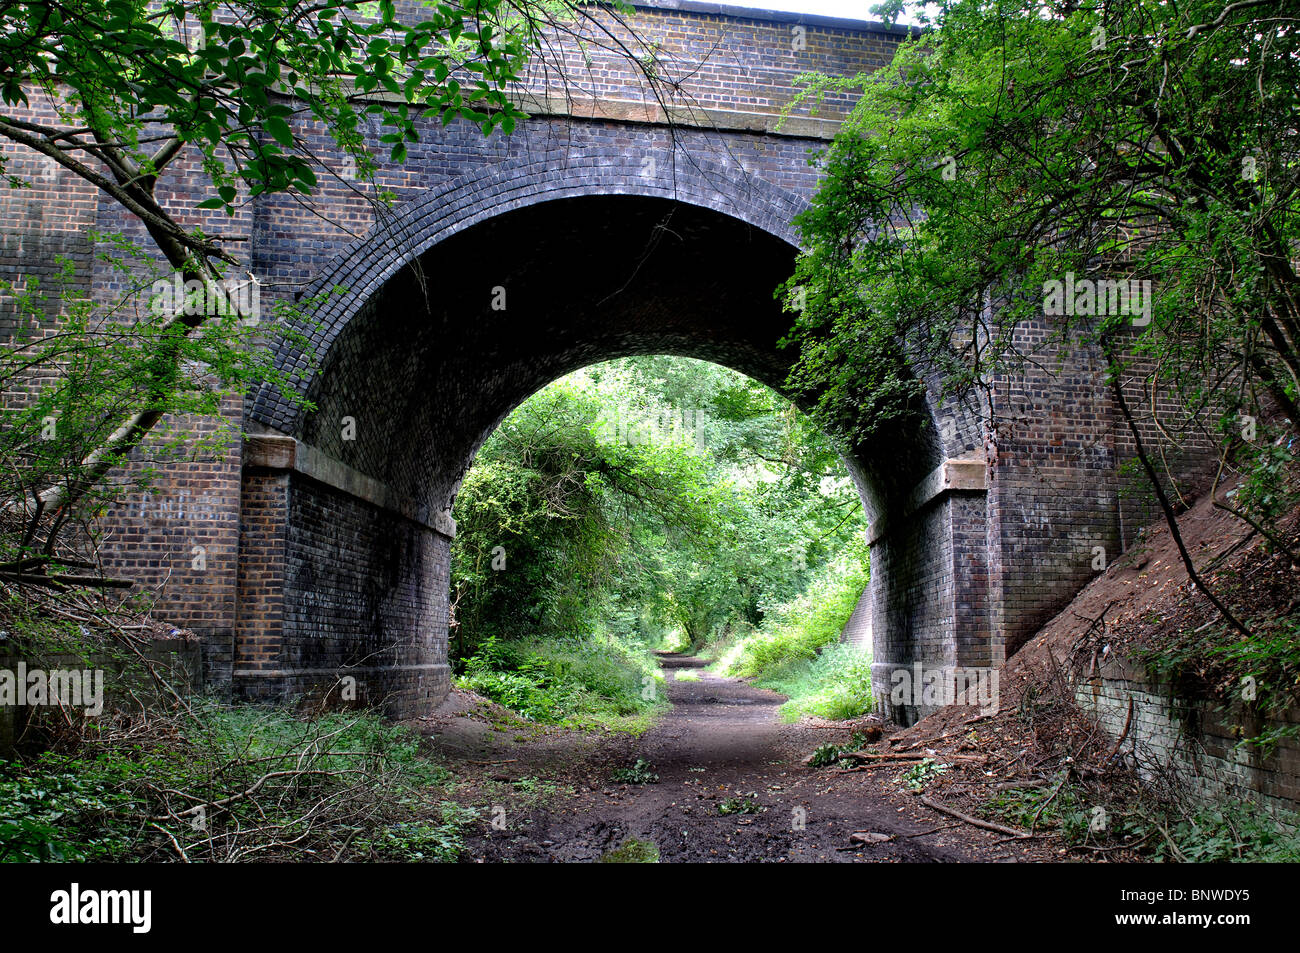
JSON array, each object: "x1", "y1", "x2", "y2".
[{"x1": 243, "y1": 434, "x2": 456, "y2": 539}]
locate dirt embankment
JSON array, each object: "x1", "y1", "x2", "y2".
[{"x1": 886, "y1": 473, "x2": 1300, "y2": 855}]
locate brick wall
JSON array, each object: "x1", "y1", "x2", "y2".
[
  {"x1": 1077, "y1": 655, "x2": 1300, "y2": 817},
  {"x1": 233, "y1": 467, "x2": 451, "y2": 717}
]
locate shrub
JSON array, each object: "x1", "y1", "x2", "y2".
[{"x1": 712, "y1": 556, "x2": 872, "y2": 721}]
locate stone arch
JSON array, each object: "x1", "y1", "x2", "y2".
[
  {"x1": 235, "y1": 157, "x2": 993, "y2": 723},
  {"x1": 249, "y1": 149, "x2": 806, "y2": 433}
]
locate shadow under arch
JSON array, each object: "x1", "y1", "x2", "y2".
[{"x1": 237, "y1": 185, "x2": 993, "y2": 725}]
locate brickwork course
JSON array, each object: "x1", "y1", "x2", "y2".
[{"x1": 0, "y1": 1, "x2": 1221, "y2": 733}]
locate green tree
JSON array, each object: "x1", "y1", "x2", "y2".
[
  {"x1": 782, "y1": 0, "x2": 1299, "y2": 632},
  {"x1": 0, "y1": 0, "x2": 662, "y2": 564},
  {"x1": 785, "y1": 0, "x2": 1298, "y2": 439}
]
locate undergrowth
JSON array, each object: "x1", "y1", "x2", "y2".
[
  {"x1": 984, "y1": 776, "x2": 1300, "y2": 862},
  {"x1": 455, "y1": 635, "x2": 666, "y2": 733},
  {"x1": 0, "y1": 697, "x2": 471, "y2": 863},
  {"x1": 710, "y1": 556, "x2": 871, "y2": 721}
]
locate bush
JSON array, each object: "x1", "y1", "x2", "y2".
[
  {"x1": 456, "y1": 635, "x2": 664, "y2": 731},
  {"x1": 712, "y1": 556, "x2": 872, "y2": 721}
]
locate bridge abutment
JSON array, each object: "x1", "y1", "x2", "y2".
[
  {"x1": 231, "y1": 436, "x2": 453, "y2": 716},
  {"x1": 866, "y1": 458, "x2": 993, "y2": 723}
]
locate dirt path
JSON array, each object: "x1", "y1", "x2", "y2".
[{"x1": 418, "y1": 654, "x2": 1040, "y2": 863}]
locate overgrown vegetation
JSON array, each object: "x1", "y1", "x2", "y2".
[
  {"x1": 0, "y1": 694, "x2": 477, "y2": 863},
  {"x1": 782, "y1": 0, "x2": 1300, "y2": 644},
  {"x1": 451, "y1": 356, "x2": 869, "y2": 727},
  {"x1": 984, "y1": 776, "x2": 1300, "y2": 863},
  {"x1": 457, "y1": 635, "x2": 664, "y2": 732},
  {"x1": 712, "y1": 554, "x2": 872, "y2": 721}
]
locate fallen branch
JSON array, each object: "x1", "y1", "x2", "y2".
[
  {"x1": 1103, "y1": 697, "x2": 1136, "y2": 762},
  {"x1": 1030, "y1": 773, "x2": 1070, "y2": 832},
  {"x1": 920, "y1": 796, "x2": 1032, "y2": 840},
  {"x1": 0, "y1": 571, "x2": 133, "y2": 589},
  {"x1": 837, "y1": 750, "x2": 985, "y2": 764}
]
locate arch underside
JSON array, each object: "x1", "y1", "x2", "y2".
[{"x1": 235, "y1": 179, "x2": 996, "y2": 724}]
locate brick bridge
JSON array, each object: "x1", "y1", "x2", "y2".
[{"x1": 4, "y1": 2, "x2": 1191, "y2": 723}]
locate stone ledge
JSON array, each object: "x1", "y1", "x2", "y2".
[
  {"x1": 243, "y1": 435, "x2": 456, "y2": 539},
  {"x1": 233, "y1": 663, "x2": 448, "y2": 678},
  {"x1": 623, "y1": 0, "x2": 916, "y2": 35},
  {"x1": 866, "y1": 454, "x2": 988, "y2": 545},
  {"x1": 512, "y1": 91, "x2": 843, "y2": 140},
  {"x1": 346, "y1": 85, "x2": 845, "y2": 139}
]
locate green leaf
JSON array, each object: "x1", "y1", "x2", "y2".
[{"x1": 264, "y1": 116, "x2": 293, "y2": 147}]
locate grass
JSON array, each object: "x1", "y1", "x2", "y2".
[
  {"x1": 456, "y1": 634, "x2": 667, "y2": 733},
  {"x1": 0, "y1": 696, "x2": 471, "y2": 863},
  {"x1": 711, "y1": 555, "x2": 872, "y2": 721},
  {"x1": 674, "y1": 669, "x2": 701, "y2": 682},
  {"x1": 600, "y1": 837, "x2": 659, "y2": 862}
]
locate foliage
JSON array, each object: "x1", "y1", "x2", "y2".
[
  {"x1": 599, "y1": 837, "x2": 659, "y2": 863},
  {"x1": 712, "y1": 553, "x2": 871, "y2": 721},
  {"x1": 783, "y1": 0, "x2": 1300, "y2": 517},
  {"x1": 0, "y1": 696, "x2": 465, "y2": 862},
  {"x1": 806, "y1": 730, "x2": 878, "y2": 768},
  {"x1": 897, "y1": 758, "x2": 948, "y2": 793},
  {"x1": 0, "y1": 236, "x2": 318, "y2": 565},
  {"x1": 457, "y1": 635, "x2": 663, "y2": 731},
  {"x1": 451, "y1": 377, "x2": 729, "y2": 658},
  {"x1": 771, "y1": 644, "x2": 874, "y2": 722},
  {"x1": 1156, "y1": 803, "x2": 1300, "y2": 863},
  {"x1": 984, "y1": 777, "x2": 1099, "y2": 840},
  {"x1": 0, "y1": 758, "x2": 136, "y2": 861},
  {"x1": 807, "y1": 743, "x2": 846, "y2": 769},
  {"x1": 717, "y1": 794, "x2": 762, "y2": 815},
  {"x1": 714, "y1": 553, "x2": 868, "y2": 676},
  {"x1": 984, "y1": 778, "x2": 1300, "y2": 861},
  {"x1": 0, "y1": 0, "x2": 553, "y2": 216},
  {"x1": 451, "y1": 355, "x2": 868, "y2": 728},
  {"x1": 357, "y1": 803, "x2": 479, "y2": 862},
  {"x1": 610, "y1": 758, "x2": 659, "y2": 785}
]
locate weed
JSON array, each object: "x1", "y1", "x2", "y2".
[
  {"x1": 600, "y1": 837, "x2": 659, "y2": 862},
  {"x1": 896, "y1": 758, "x2": 948, "y2": 792},
  {"x1": 611, "y1": 758, "x2": 659, "y2": 785},
  {"x1": 718, "y1": 794, "x2": 762, "y2": 815}
]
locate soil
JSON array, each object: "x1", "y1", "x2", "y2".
[
  {"x1": 412, "y1": 655, "x2": 1047, "y2": 862},
  {"x1": 409, "y1": 475, "x2": 1300, "y2": 863}
]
